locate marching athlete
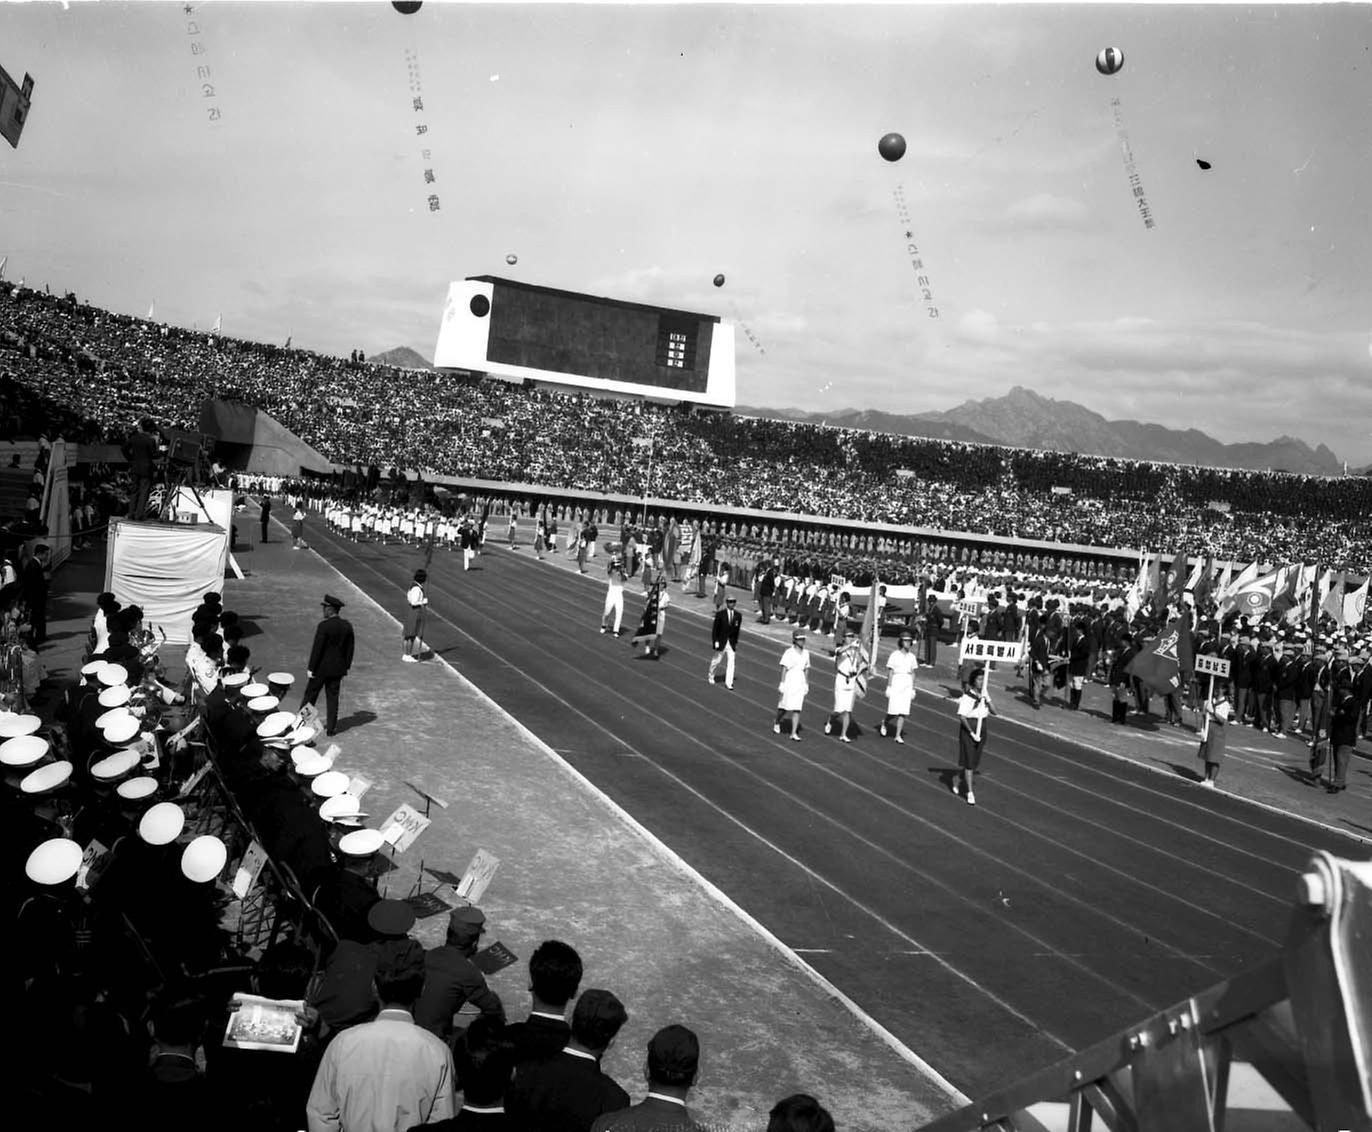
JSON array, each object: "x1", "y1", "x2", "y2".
[
  {"x1": 878, "y1": 630, "x2": 919, "y2": 744},
  {"x1": 954, "y1": 667, "x2": 997, "y2": 805}
]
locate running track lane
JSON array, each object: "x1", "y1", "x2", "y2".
[{"x1": 302, "y1": 521, "x2": 1362, "y2": 1096}]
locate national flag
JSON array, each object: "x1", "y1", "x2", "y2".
[
  {"x1": 1217, "y1": 561, "x2": 1259, "y2": 613},
  {"x1": 1322, "y1": 571, "x2": 1346, "y2": 625},
  {"x1": 1276, "y1": 563, "x2": 1315, "y2": 622},
  {"x1": 855, "y1": 576, "x2": 880, "y2": 698},
  {"x1": 212, "y1": 313, "x2": 222, "y2": 333},
  {"x1": 1270, "y1": 563, "x2": 1304, "y2": 616},
  {"x1": 1232, "y1": 567, "x2": 1283, "y2": 617},
  {"x1": 1126, "y1": 616, "x2": 1194, "y2": 694},
  {"x1": 284, "y1": 335, "x2": 292, "y2": 349},
  {"x1": 1141, "y1": 551, "x2": 1163, "y2": 614},
  {"x1": 147, "y1": 301, "x2": 155, "y2": 320},
  {"x1": 1184, "y1": 557, "x2": 1204, "y2": 593},
  {"x1": 1214, "y1": 561, "x2": 1232, "y2": 601},
  {"x1": 1164, "y1": 547, "x2": 1188, "y2": 609},
  {"x1": 1192, "y1": 556, "x2": 1215, "y2": 607},
  {"x1": 1344, "y1": 576, "x2": 1369, "y2": 629},
  {"x1": 0, "y1": 255, "x2": 6, "y2": 278}
]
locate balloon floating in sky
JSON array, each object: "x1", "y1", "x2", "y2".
[
  {"x1": 1095, "y1": 47, "x2": 1125, "y2": 75},
  {"x1": 713, "y1": 274, "x2": 725, "y2": 288},
  {"x1": 392, "y1": 1, "x2": 423, "y2": 14},
  {"x1": 505, "y1": 254, "x2": 518, "y2": 265},
  {"x1": 877, "y1": 132, "x2": 907, "y2": 162},
  {"x1": 1195, "y1": 158, "x2": 1212, "y2": 170}
]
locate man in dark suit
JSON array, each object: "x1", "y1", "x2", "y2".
[
  {"x1": 259, "y1": 494, "x2": 272, "y2": 543},
  {"x1": 506, "y1": 989, "x2": 630, "y2": 1132},
  {"x1": 1231, "y1": 634, "x2": 1256, "y2": 725},
  {"x1": 590, "y1": 1025, "x2": 701, "y2": 1132},
  {"x1": 707, "y1": 596, "x2": 742, "y2": 689},
  {"x1": 123, "y1": 416, "x2": 162, "y2": 518},
  {"x1": 757, "y1": 561, "x2": 777, "y2": 624},
  {"x1": 301, "y1": 593, "x2": 355, "y2": 736},
  {"x1": 500, "y1": 940, "x2": 582, "y2": 1066}
]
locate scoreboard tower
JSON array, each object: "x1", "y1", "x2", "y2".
[{"x1": 432, "y1": 276, "x2": 736, "y2": 410}]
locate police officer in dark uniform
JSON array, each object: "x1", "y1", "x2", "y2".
[{"x1": 300, "y1": 594, "x2": 355, "y2": 736}]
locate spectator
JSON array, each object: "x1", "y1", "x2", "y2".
[
  {"x1": 306, "y1": 939, "x2": 456, "y2": 1132},
  {"x1": 500, "y1": 939, "x2": 583, "y2": 1065},
  {"x1": 767, "y1": 1094, "x2": 835, "y2": 1132},
  {"x1": 590, "y1": 1024, "x2": 701, "y2": 1132},
  {"x1": 507, "y1": 988, "x2": 630, "y2": 1132}
]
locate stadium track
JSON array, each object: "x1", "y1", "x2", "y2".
[{"x1": 302, "y1": 517, "x2": 1360, "y2": 1097}]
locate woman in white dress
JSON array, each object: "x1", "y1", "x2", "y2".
[
  {"x1": 774, "y1": 630, "x2": 811, "y2": 742},
  {"x1": 879, "y1": 630, "x2": 919, "y2": 744},
  {"x1": 825, "y1": 629, "x2": 867, "y2": 743}
]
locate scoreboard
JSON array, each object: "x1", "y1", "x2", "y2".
[{"x1": 432, "y1": 276, "x2": 736, "y2": 409}]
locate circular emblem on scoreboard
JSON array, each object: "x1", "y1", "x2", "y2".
[{"x1": 469, "y1": 294, "x2": 491, "y2": 317}]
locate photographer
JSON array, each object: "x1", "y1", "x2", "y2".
[{"x1": 123, "y1": 416, "x2": 163, "y2": 518}]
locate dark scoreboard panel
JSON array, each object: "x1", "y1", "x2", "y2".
[{"x1": 481, "y1": 279, "x2": 714, "y2": 394}]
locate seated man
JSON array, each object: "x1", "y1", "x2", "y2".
[{"x1": 414, "y1": 906, "x2": 504, "y2": 1042}]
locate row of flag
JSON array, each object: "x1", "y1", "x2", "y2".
[{"x1": 1127, "y1": 550, "x2": 1369, "y2": 631}]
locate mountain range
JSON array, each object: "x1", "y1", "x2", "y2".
[
  {"x1": 740, "y1": 386, "x2": 1347, "y2": 476},
  {"x1": 378, "y1": 346, "x2": 1349, "y2": 475}
]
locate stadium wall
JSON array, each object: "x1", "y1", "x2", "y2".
[{"x1": 199, "y1": 399, "x2": 334, "y2": 477}]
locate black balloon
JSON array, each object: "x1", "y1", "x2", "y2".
[
  {"x1": 392, "y1": 1, "x2": 423, "y2": 14},
  {"x1": 877, "y1": 132, "x2": 906, "y2": 162},
  {"x1": 1196, "y1": 158, "x2": 1212, "y2": 170},
  {"x1": 713, "y1": 274, "x2": 725, "y2": 287}
]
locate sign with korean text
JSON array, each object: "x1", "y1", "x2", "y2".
[
  {"x1": 954, "y1": 599, "x2": 987, "y2": 619},
  {"x1": 959, "y1": 638, "x2": 1025, "y2": 665},
  {"x1": 1194, "y1": 654, "x2": 1231, "y2": 679}
]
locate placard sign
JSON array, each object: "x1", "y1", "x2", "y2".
[
  {"x1": 346, "y1": 775, "x2": 373, "y2": 802},
  {"x1": 954, "y1": 599, "x2": 987, "y2": 619},
  {"x1": 232, "y1": 839, "x2": 269, "y2": 900},
  {"x1": 472, "y1": 941, "x2": 519, "y2": 976},
  {"x1": 76, "y1": 838, "x2": 111, "y2": 892},
  {"x1": 959, "y1": 638, "x2": 1025, "y2": 665},
  {"x1": 380, "y1": 803, "x2": 432, "y2": 854},
  {"x1": 456, "y1": 848, "x2": 500, "y2": 905},
  {"x1": 1195, "y1": 655, "x2": 1231, "y2": 679}
]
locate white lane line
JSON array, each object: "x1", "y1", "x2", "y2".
[{"x1": 303, "y1": 520, "x2": 975, "y2": 1105}]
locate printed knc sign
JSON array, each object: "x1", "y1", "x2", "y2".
[
  {"x1": 1195, "y1": 654, "x2": 1231, "y2": 678},
  {"x1": 959, "y1": 638, "x2": 1025, "y2": 665},
  {"x1": 456, "y1": 848, "x2": 500, "y2": 905},
  {"x1": 380, "y1": 803, "x2": 432, "y2": 854},
  {"x1": 232, "y1": 839, "x2": 269, "y2": 900},
  {"x1": 76, "y1": 838, "x2": 111, "y2": 892}
]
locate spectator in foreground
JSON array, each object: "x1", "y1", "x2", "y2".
[
  {"x1": 767, "y1": 1094, "x2": 836, "y2": 1132},
  {"x1": 506, "y1": 988, "x2": 630, "y2": 1132},
  {"x1": 591, "y1": 1024, "x2": 701, "y2": 1132},
  {"x1": 501, "y1": 939, "x2": 583, "y2": 1064},
  {"x1": 306, "y1": 940, "x2": 456, "y2": 1132},
  {"x1": 415, "y1": 1015, "x2": 516, "y2": 1131}
]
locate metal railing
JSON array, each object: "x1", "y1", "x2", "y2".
[{"x1": 916, "y1": 851, "x2": 1372, "y2": 1132}]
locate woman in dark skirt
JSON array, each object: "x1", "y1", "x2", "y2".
[
  {"x1": 632, "y1": 580, "x2": 669, "y2": 658},
  {"x1": 402, "y1": 569, "x2": 428, "y2": 662},
  {"x1": 955, "y1": 667, "x2": 997, "y2": 806},
  {"x1": 1198, "y1": 682, "x2": 1232, "y2": 787}
]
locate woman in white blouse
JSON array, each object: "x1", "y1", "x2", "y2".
[
  {"x1": 402, "y1": 569, "x2": 429, "y2": 662},
  {"x1": 955, "y1": 667, "x2": 997, "y2": 806},
  {"x1": 774, "y1": 630, "x2": 811, "y2": 742}
]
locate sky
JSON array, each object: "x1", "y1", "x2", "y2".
[{"x1": 3, "y1": 2, "x2": 1371, "y2": 462}]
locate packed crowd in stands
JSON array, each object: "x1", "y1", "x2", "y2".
[{"x1": 3, "y1": 284, "x2": 1372, "y2": 573}]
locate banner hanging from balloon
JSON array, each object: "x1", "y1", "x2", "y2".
[
  {"x1": 403, "y1": 47, "x2": 442, "y2": 212},
  {"x1": 183, "y1": 6, "x2": 221, "y2": 123},
  {"x1": 1111, "y1": 97, "x2": 1155, "y2": 230},
  {"x1": 893, "y1": 186, "x2": 939, "y2": 318},
  {"x1": 727, "y1": 299, "x2": 767, "y2": 357}
]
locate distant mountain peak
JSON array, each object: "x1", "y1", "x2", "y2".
[{"x1": 370, "y1": 345, "x2": 433, "y2": 370}]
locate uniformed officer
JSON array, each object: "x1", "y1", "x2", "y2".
[{"x1": 300, "y1": 594, "x2": 356, "y2": 737}]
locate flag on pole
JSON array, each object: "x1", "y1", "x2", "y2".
[
  {"x1": 0, "y1": 255, "x2": 7, "y2": 278},
  {"x1": 1344, "y1": 576, "x2": 1369, "y2": 630},
  {"x1": 1125, "y1": 553, "x2": 1149, "y2": 621},
  {"x1": 1276, "y1": 563, "x2": 1314, "y2": 622},
  {"x1": 1126, "y1": 616, "x2": 1194, "y2": 694},
  {"x1": 1232, "y1": 567, "x2": 1283, "y2": 618},
  {"x1": 284, "y1": 335, "x2": 292, "y2": 349},
  {"x1": 854, "y1": 576, "x2": 880, "y2": 698},
  {"x1": 1146, "y1": 555, "x2": 1162, "y2": 613},
  {"x1": 1214, "y1": 561, "x2": 1232, "y2": 601},
  {"x1": 212, "y1": 313, "x2": 222, "y2": 333},
  {"x1": 1192, "y1": 556, "x2": 1215, "y2": 608},
  {"x1": 1184, "y1": 557, "x2": 1204, "y2": 593},
  {"x1": 1323, "y1": 571, "x2": 1347, "y2": 626},
  {"x1": 1217, "y1": 561, "x2": 1259, "y2": 614},
  {"x1": 1164, "y1": 547, "x2": 1188, "y2": 610},
  {"x1": 147, "y1": 301, "x2": 155, "y2": 320}
]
